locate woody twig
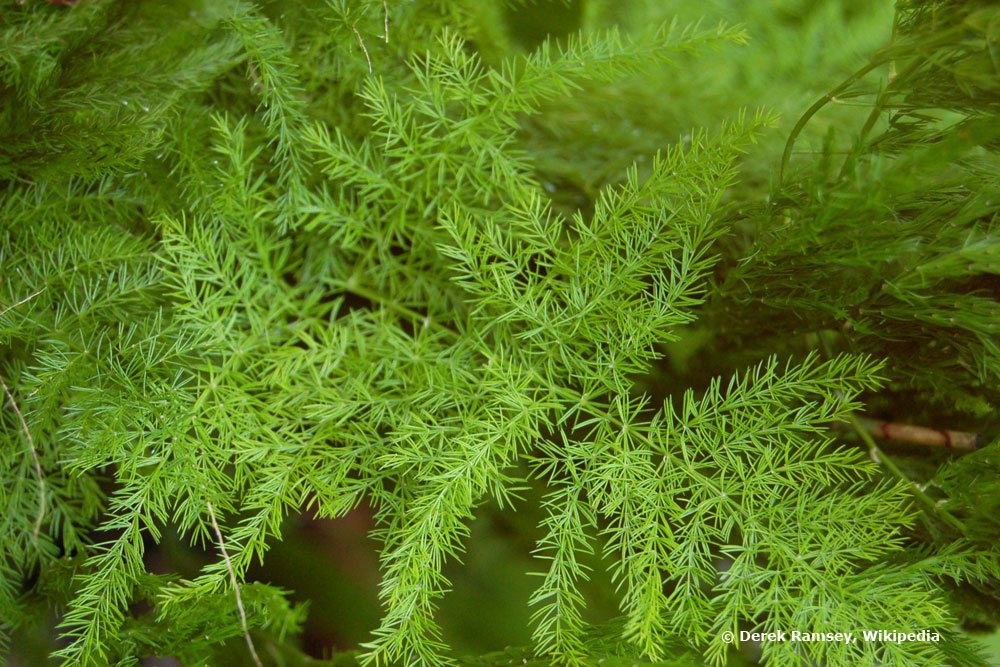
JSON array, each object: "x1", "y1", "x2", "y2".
[
  {"x1": 849, "y1": 415, "x2": 981, "y2": 451},
  {"x1": 846, "y1": 414, "x2": 969, "y2": 536}
]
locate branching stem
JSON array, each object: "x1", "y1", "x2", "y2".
[
  {"x1": 341, "y1": 277, "x2": 725, "y2": 494},
  {"x1": 836, "y1": 57, "x2": 924, "y2": 181},
  {"x1": 779, "y1": 58, "x2": 885, "y2": 185}
]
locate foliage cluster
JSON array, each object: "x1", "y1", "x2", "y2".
[{"x1": 1, "y1": 0, "x2": 999, "y2": 665}]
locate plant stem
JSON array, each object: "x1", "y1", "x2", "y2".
[
  {"x1": 206, "y1": 500, "x2": 263, "y2": 667},
  {"x1": 846, "y1": 414, "x2": 968, "y2": 537},
  {"x1": 779, "y1": 59, "x2": 885, "y2": 185},
  {"x1": 1, "y1": 376, "x2": 46, "y2": 540}
]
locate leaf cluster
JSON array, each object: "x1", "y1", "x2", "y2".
[{"x1": 1, "y1": 1, "x2": 999, "y2": 666}]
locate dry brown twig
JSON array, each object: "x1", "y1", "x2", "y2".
[{"x1": 849, "y1": 415, "x2": 981, "y2": 451}]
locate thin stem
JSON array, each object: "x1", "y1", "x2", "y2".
[
  {"x1": 850, "y1": 415, "x2": 979, "y2": 451},
  {"x1": 814, "y1": 335, "x2": 968, "y2": 536},
  {"x1": 351, "y1": 22, "x2": 373, "y2": 73},
  {"x1": 206, "y1": 500, "x2": 263, "y2": 667},
  {"x1": 780, "y1": 25, "x2": 968, "y2": 187},
  {"x1": 779, "y1": 59, "x2": 885, "y2": 185},
  {"x1": 836, "y1": 57, "x2": 924, "y2": 181},
  {"x1": 1, "y1": 376, "x2": 46, "y2": 540},
  {"x1": 0, "y1": 287, "x2": 46, "y2": 318},
  {"x1": 846, "y1": 414, "x2": 968, "y2": 537}
]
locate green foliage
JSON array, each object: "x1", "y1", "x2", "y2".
[
  {"x1": 2, "y1": 1, "x2": 999, "y2": 666},
  {"x1": 704, "y1": 0, "x2": 1000, "y2": 413}
]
